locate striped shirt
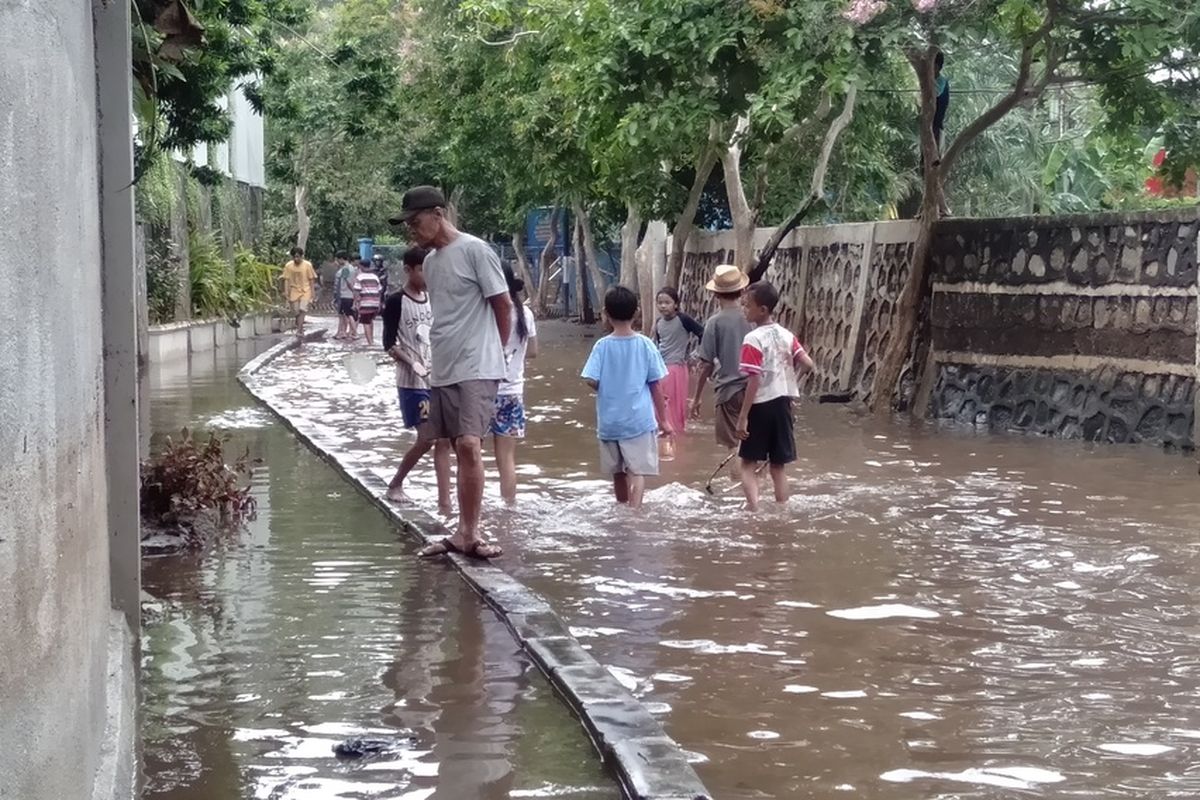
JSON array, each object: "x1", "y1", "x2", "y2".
[{"x1": 353, "y1": 272, "x2": 383, "y2": 312}]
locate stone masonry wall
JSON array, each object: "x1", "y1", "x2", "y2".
[
  {"x1": 928, "y1": 211, "x2": 1200, "y2": 449},
  {"x1": 680, "y1": 209, "x2": 1200, "y2": 449}
]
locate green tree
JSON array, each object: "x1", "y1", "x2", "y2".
[
  {"x1": 131, "y1": 0, "x2": 309, "y2": 180},
  {"x1": 846, "y1": 0, "x2": 1200, "y2": 411}
]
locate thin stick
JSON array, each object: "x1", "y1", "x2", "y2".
[{"x1": 703, "y1": 451, "x2": 738, "y2": 495}]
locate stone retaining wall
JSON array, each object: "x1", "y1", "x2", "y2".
[
  {"x1": 927, "y1": 212, "x2": 1199, "y2": 449},
  {"x1": 679, "y1": 209, "x2": 1200, "y2": 449}
]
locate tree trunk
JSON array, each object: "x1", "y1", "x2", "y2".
[
  {"x1": 513, "y1": 229, "x2": 540, "y2": 314},
  {"x1": 294, "y1": 184, "x2": 310, "y2": 251},
  {"x1": 446, "y1": 186, "x2": 464, "y2": 226},
  {"x1": 665, "y1": 130, "x2": 719, "y2": 289},
  {"x1": 619, "y1": 200, "x2": 642, "y2": 289},
  {"x1": 870, "y1": 33, "x2": 1058, "y2": 413},
  {"x1": 637, "y1": 221, "x2": 668, "y2": 327},
  {"x1": 720, "y1": 114, "x2": 756, "y2": 272},
  {"x1": 575, "y1": 201, "x2": 607, "y2": 323},
  {"x1": 572, "y1": 216, "x2": 597, "y2": 324},
  {"x1": 871, "y1": 50, "x2": 942, "y2": 412},
  {"x1": 538, "y1": 205, "x2": 561, "y2": 311}
]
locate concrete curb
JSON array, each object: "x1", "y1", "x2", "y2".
[{"x1": 236, "y1": 333, "x2": 712, "y2": 800}]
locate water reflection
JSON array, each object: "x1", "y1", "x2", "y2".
[{"x1": 141, "y1": 340, "x2": 617, "y2": 800}]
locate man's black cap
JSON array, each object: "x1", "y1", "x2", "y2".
[{"x1": 389, "y1": 186, "x2": 446, "y2": 225}]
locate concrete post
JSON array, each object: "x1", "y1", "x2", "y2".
[
  {"x1": 135, "y1": 223, "x2": 148, "y2": 370},
  {"x1": 1194, "y1": 228, "x2": 1200, "y2": 451},
  {"x1": 93, "y1": 0, "x2": 141, "y2": 635},
  {"x1": 172, "y1": 163, "x2": 192, "y2": 320},
  {"x1": 842, "y1": 222, "x2": 878, "y2": 388}
]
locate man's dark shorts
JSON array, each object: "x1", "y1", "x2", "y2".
[
  {"x1": 429, "y1": 380, "x2": 499, "y2": 441},
  {"x1": 738, "y1": 396, "x2": 796, "y2": 465},
  {"x1": 337, "y1": 297, "x2": 356, "y2": 317}
]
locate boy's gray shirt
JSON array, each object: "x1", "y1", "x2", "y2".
[{"x1": 697, "y1": 307, "x2": 753, "y2": 404}]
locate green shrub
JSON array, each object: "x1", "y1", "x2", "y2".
[
  {"x1": 189, "y1": 231, "x2": 234, "y2": 318},
  {"x1": 146, "y1": 257, "x2": 179, "y2": 324},
  {"x1": 233, "y1": 246, "x2": 278, "y2": 314}
]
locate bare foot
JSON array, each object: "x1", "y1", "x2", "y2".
[
  {"x1": 385, "y1": 486, "x2": 411, "y2": 504},
  {"x1": 438, "y1": 502, "x2": 454, "y2": 517}
]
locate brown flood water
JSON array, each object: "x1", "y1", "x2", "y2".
[
  {"x1": 239, "y1": 318, "x2": 1200, "y2": 799},
  {"x1": 502, "y1": 322, "x2": 1200, "y2": 799},
  {"x1": 141, "y1": 342, "x2": 620, "y2": 800}
]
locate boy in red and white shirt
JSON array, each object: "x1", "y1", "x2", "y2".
[{"x1": 735, "y1": 281, "x2": 815, "y2": 510}]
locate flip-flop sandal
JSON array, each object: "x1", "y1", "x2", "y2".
[
  {"x1": 418, "y1": 537, "x2": 460, "y2": 558},
  {"x1": 463, "y1": 541, "x2": 503, "y2": 560}
]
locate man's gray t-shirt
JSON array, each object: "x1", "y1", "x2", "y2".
[
  {"x1": 425, "y1": 233, "x2": 508, "y2": 387},
  {"x1": 697, "y1": 307, "x2": 754, "y2": 405}
]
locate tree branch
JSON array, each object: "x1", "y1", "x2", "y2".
[
  {"x1": 750, "y1": 91, "x2": 833, "y2": 221},
  {"x1": 940, "y1": 11, "x2": 1058, "y2": 176},
  {"x1": 665, "y1": 125, "x2": 721, "y2": 288},
  {"x1": 748, "y1": 84, "x2": 858, "y2": 283},
  {"x1": 478, "y1": 29, "x2": 541, "y2": 46}
]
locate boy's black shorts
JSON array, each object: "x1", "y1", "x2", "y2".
[{"x1": 738, "y1": 396, "x2": 795, "y2": 465}]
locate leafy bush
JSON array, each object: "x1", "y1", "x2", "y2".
[
  {"x1": 233, "y1": 246, "x2": 279, "y2": 314},
  {"x1": 141, "y1": 429, "x2": 257, "y2": 527},
  {"x1": 146, "y1": 256, "x2": 180, "y2": 324},
  {"x1": 189, "y1": 231, "x2": 234, "y2": 318}
]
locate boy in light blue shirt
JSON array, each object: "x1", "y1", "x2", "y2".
[{"x1": 581, "y1": 285, "x2": 672, "y2": 509}]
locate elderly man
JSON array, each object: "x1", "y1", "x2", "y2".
[{"x1": 391, "y1": 186, "x2": 511, "y2": 559}]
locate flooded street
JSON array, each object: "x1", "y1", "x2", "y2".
[
  {"x1": 141, "y1": 341, "x2": 619, "y2": 800},
  {"x1": 254, "y1": 318, "x2": 1200, "y2": 799}
]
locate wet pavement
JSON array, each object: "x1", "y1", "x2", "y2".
[
  {"x1": 141, "y1": 339, "x2": 620, "y2": 800},
  {"x1": 248, "y1": 317, "x2": 1200, "y2": 799}
]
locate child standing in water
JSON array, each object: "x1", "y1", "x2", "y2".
[
  {"x1": 383, "y1": 247, "x2": 452, "y2": 515},
  {"x1": 582, "y1": 286, "x2": 672, "y2": 509},
  {"x1": 652, "y1": 287, "x2": 704, "y2": 436},
  {"x1": 735, "y1": 281, "x2": 814, "y2": 511},
  {"x1": 352, "y1": 260, "x2": 383, "y2": 346},
  {"x1": 690, "y1": 265, "x2": 753, "y2": 450},
  {"x1": 491, "y1": 264, "x2": 538, "y2": 505}
]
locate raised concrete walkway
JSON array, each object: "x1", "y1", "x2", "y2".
[{"x1": 239, "y1": 330, "x2": 711, "y2": 800}]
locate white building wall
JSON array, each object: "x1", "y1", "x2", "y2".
[
  {"x1": 230, "y1": 80, "x2": 265, "y2": 188},
  {"x1": 173, "y1": 80, "x2": 264, "y2": 188}
]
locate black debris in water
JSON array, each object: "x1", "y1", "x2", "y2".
[{"x1": 333, "y1": 736, "x2": 415, "y2": 759}]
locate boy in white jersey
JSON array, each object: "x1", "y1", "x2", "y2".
[
  {"x1": 383, "y1": 246, "x2": 451, "y2": 515},
  {"x1": 735, "y1": 281, "x2": 815, "y2": 511}
]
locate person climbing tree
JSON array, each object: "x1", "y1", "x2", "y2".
[
  {"x1": 933, "y1": 50, "x2": 949, "y2": 150},
  {"x1": 930, "y1": 49, "x2": 952, "y2": 217}
]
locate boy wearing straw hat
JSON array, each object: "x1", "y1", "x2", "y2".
[{"x1": 689, "y1": 264, "x2": 753, "y2": 449}]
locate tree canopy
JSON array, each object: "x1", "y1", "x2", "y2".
[{"x1": 135, "y1": 0, "x2": 1199, "y2": 263}]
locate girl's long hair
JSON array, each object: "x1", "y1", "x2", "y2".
[{"x1": 503, "y1": 263, "x2": 529, "y2": 341}]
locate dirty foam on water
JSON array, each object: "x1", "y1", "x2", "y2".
[
  {"x1": 141, "y1": 337, "x2": 618, "y2": 800},
  {"x1": 252, "y1": 321, "x2": 1200, "y2": 799}
]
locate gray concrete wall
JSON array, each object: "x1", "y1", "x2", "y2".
[{"x1": 0, "y1": 1, "x2": 136, "y2": 798}]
